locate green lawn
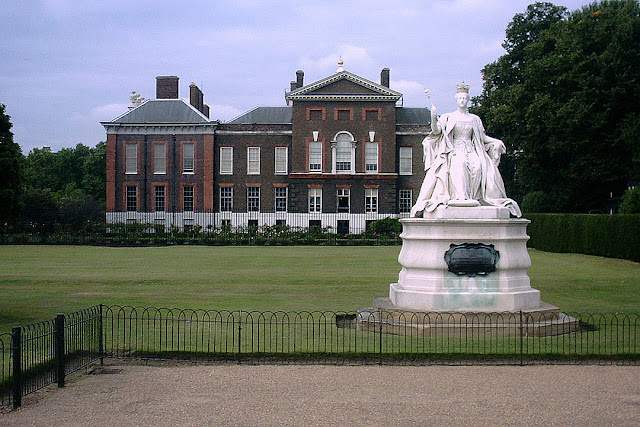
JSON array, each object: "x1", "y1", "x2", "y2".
[{"x1": 0, "y1": 245, "x2": 639, "y2": 333}]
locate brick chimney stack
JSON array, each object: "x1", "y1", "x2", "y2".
[
  {"x1": 296, "y1": 70, "x2": 304, "y2": 88},
  {"x1": 290, "y1": 81, "x2": 297, "y2": 91},
  {"x1": 156, "y1": 76, "x2": 179, "y2": 99},
  {"x1": 381, "y1": 68, "x2": 390, "y2": 88},
  {"x1": 189, "y1": 82, "x2": 210, "y2": 118}
]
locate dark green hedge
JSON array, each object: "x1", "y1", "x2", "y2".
[{"x1": 526, "y1": 214, "x2": 640, "y2": 262}]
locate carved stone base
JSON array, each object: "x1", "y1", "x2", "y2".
[
  {"x1": 391, "y1": 207, "x2": 540, "y2": 311},
  {"x1": 357, "y1": 298, "x2": 580, "y2": 337}
]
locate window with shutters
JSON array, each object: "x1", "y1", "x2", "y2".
[
  {"x1": 125, "y1": 143, "x2": 137, "y2": 174},
  {"x1": 247, "y1": 147, "x2": 260, "y2": 175},
  {"x1": 220, "y1": 147, "x2": 233, "y2": 174},
  {"x1": 183, "y1": 143, "x2": 194, "y2": 173},
  {"x1": 275, "y1": 147, "x2": 288, "y2": 174},
  {"x1": 154, "y1": 143, "x2": 166, "y2": 174},
  {"x1": 365, "y1": 142, "x2": 378, "y2": 173},
  {"x1": 309, "y1": 141, "x2": 322, "y2": 172},
  {"x1": 399, "y1": 146, "x2": 412, "y2": 175}
]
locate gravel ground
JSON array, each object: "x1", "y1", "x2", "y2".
[{"x1": 1, "y1": 362, "x2": 639, "y2": 426}]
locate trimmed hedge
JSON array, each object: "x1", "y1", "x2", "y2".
[{"x1": 526, "y1": 214, "x2": 640, "y2": 262}]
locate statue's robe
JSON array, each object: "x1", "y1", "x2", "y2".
[{"x1": 411, "y1": 112, "x2": 522, "y2": 217}]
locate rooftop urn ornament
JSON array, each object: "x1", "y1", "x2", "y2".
[
  {"x1": 410, "y1": 82, "x2": 521, "y2": 217},
  {"x1": 337, "y1": 58, "x2": 344, "y2": 72}
]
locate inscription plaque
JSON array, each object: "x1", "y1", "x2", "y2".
[{"x1": 444, "y1": 243, "x2": 500, "y2": 277}]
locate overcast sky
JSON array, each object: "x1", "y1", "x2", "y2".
[{"x1": 1, "y1": 0, "x2": 590, "y2": 153}]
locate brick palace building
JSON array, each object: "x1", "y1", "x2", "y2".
[{"x1": 101, "y1": 63, "x2": 430, "y2": 233}]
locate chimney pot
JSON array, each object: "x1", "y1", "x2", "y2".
[{"x1": 156, "y1": 75, "x2": 179, "y2": 99}]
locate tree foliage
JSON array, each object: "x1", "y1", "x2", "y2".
[
  {"x1": 0, "y1": 103, "x2": 23, "y2": 225},
  {"x1": 21, "y1": 142, "x2": 106, "y2": 227},
  {"x1": 472, "y1": 1, "x2": 640, "y2": 212}
]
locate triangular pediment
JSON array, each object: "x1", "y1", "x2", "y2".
[{"x1": 285, "y1": 71, "x2": 402, "y2": 102}]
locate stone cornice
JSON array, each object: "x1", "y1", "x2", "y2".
[{"x1": 101, "y1": 123, "x2": 217, "y2": 135}]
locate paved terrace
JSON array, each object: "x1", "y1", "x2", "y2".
[{"x1": 1, "y1": 363, "x2": 639, "y2": 426}]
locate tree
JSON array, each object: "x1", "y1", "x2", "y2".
[
  {"x1": 0, "y1": 104, "x2": 23, "y2": 225},
  {"x1": 472, "y1": 1, "x2": 640, "y2": 212}
]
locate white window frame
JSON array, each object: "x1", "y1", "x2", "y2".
[
  {"x1": 126, "y1": 185, "x2": 137, "y2": 211},
  {"x1": 183, "y1": 185, "x2": 194, "y2": 212},
  {"x1": 220, "y1": 187, "x2": 233, "y2": 212},
  {"x1": 365, "y1": 141, "x2": 378, "y2": 173},
  {"x1": 365, "y1": 188, "x2": 378, "y2": 213},
  {"x1": 399, "y1": 189, "x2": 413, "y2": 213},
  {"x1": 247, "y1": 186, "x2": 260, "y2": 212},
  {"x1": 332, "y1": 132, "x2": 355, "y2": 174},
  {"x1": 220, "y1": 147, "x2": 233, "y2": 175},
  {"x1": 275, "y1": 147, "x2": 288, "y2": 175},
  {"x1": 399, "y1": 146, "x2": 412, "y2": 175},
  {"x1": 183, "y1": 143, "x2": 195, "y2": 174},
  {"x1": 125, "y1": 143, "x2": 137, "y2": 174},
  {"x1": 154, "y1": 186, "x2": 166, "y2": 212},
  {"x1": 154, "y1": 143, "x2": 166, "y2": 174},
  {"x1": 275, "y1": 187, "x2": 287, "y2": 212},
  {"x1": 309, "y1": 141, "x2": 322, "y2": 172},
  {"x1": 247, "y1": 147, "x2": 260, "y2": 175},
  {"x1": 308, "y1": 188, "x2": 322, "y2": 213},
  {"x1": 337, "y1": 188, "x2": 350, "y2": 213}
]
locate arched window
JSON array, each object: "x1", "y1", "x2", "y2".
[{"x1": 332, "y1": 131, "x2": 356, "y2": 174}]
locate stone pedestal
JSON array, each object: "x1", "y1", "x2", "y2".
[
  {"x1": 390, "y1": 206, "x2": 541, "y2": 311},
  {"x1": 356, "y1": 206, "x2": 578, "y2": 336}
]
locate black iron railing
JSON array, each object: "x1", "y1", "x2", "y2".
[
  {"x1": 0, "y1": 306, "x2": 102, "y2": 409},
  {"x1": 2, "y1": 305, "x2": 639, "y2": 409}
]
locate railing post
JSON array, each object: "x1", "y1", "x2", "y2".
[
  {"x1": 519, "y1": 310, "x2": 524, "y2": 366},
  {"x1": 11, "y1": 326, "x2": 22, "y2": 409},
  {"x1": 99, "y1": 304, "x2": 104, "y2": 365},
  {"x1": 55, "y1": 314, "x2": 65, "y2": 387},
  {"x1": 237, "y1": 319, "x2": 242, "y2": 364},
  {"x1": 378, "y1": 310, "x2": 383, "y2": 366}
]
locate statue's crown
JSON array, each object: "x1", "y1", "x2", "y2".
[{"x1": 456, "y1": 82, "x2": 470, "y2": 93}]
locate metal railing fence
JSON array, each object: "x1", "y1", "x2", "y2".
[
  {"x1": 103, "y1": 306, "x2": 640, "y2": 365},
  {"x1": 2, "y1": 305, "x2": 639, "y2": 409},
  {"x1": 0, "y1": 306, "x2": 102, "y2": 409}
]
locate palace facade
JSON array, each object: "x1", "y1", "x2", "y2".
[{"x1": 102, "y1": 66, "x2": 430, "y2": 233}]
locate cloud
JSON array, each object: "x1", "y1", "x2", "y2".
[
  {"x1": 90, "y1": 103, "x2": 130, "y2": 121},
  {"x1": 299, "y1": 45, "x2": 375, "y2": 76}
]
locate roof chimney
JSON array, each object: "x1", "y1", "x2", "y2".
[
  {"x1": 290, "y1": 81, "x2": 297, "y2": 91},
  {"x1": 156, "y1": 76, "x2": 179, "y2": 99},
  {"x1": 381, "y1": 68, "x2": 390, "y2": 88},
  {"x1": 296, "y1": 70, "x2": 304, "y2": 88},
  {"x1": 189, "y1": 82, "x2": 209, "y2": 117}
]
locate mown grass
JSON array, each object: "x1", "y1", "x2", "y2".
[{"x1": 0, "y1": 245, "x2": 639, "y2": 333}]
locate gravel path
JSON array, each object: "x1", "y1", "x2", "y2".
[{"x1": 1, "y1": 363, "x2": 639, "y2": 426}]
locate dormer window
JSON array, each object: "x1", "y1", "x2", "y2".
[{"x1": 331, "y1": 131, "x2": 356, "y2": 174}]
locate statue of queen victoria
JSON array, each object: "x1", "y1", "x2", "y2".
[{"x1": 410, "y1": 82, "x2": 522, "y2": 218}]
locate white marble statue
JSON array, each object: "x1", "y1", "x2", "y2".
[{"x1": 410, "y1": 83, "x2": 522, "y2": 217}]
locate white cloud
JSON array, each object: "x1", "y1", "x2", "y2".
[
  {"x1": 90, "y1": 103, "x2": 130, "y2": 121},
  {"x1": 299, "y1": 45, "x2": 375, "y2": 77}
]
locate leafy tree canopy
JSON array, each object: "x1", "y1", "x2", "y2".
[
  {"x1": 0, "y1": 103, "x2": 23, "y2": 225},
  {"x1": 472, "y1": 0, "x2": 640, "y2": 212}
]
